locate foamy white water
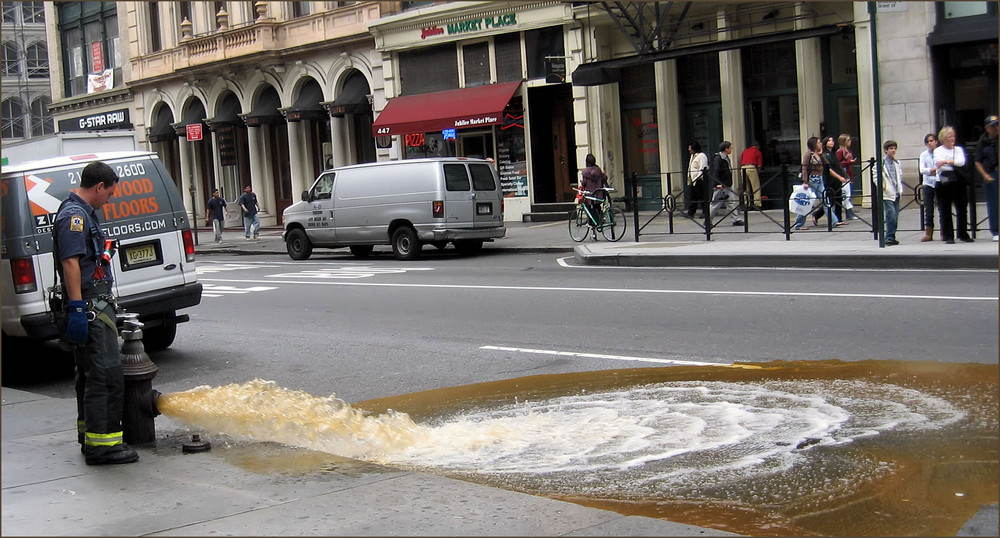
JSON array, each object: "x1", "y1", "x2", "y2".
[{"x1": 158, "y1": 378, "x2": 964, "y2": 494}]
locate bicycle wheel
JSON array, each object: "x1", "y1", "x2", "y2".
[
  {"x1": 600, "y1": 207, "x2": 627, "y2": 242},
  {"x1": 569, "y1": 205, "x2": 590, "y2": 242}
]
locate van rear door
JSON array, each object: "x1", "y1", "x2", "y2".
[{"x1": 468, "y1": 162, "x2": 503, "y2": 228}]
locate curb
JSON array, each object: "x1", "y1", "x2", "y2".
[{"x1": 573, "y1": 251, "x2": 999, "y2": 270}]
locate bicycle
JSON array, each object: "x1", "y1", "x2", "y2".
[{"x1": 569, "y1": 187, "x2": 627, "y2": 242}]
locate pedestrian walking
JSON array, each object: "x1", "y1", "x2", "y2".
[
  {"x1": 974, "y1": 114, "x2": 998, "y2": 242},
  {"x1": 739, "y1": 141, "x2": 763, "y2": 209},
  {"x1": 793, "y1": 137, "x2": 824, "y2": 231},
  {"x1": 881, "y1": 140, "x2": 903, "y2": 245},
  {"x1": 710, "y1": 141, "x2": 742, "y2": 226},
  {"x1": 206, "y1": 188, "x2": 230, "y2": 243},
  {"x1": 686, "y1": 141, "x2": 708, "y2": 219},
  {"x1": 934, "y1": 126, "x2": 974, "y2": 244},
  {"x1": 835, "y1": 134, "x2": 859, "y2": 220},
  {"x1": 817, "y1": 136, "x2": 847, "y2": 227},
  {"x1": 52, "y1": 161, "x2": 139, "y2": 465},
  {"x1": 918, "y1": 133, "x2": 940, "y2": 242},
  {"x1": 238, "y1": 184, "x2": 260, "y2": 240}
]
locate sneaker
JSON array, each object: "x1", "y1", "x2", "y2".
[
  {"x1": 886, "y1": 239, "x2": 899, "y2": 246},
  {"x1": 253, "y1": 234, "x2": 259, "y2": 239},
  {"x1": 245, "y1": 236, "x2": 252, "y2": 241},
  {"x1": 732, "y1": 220, "x2": 744, "y2": 226},
  {"x1": 850, "y1": 216, "x2": 861, "y2": 221},
  {"x1": 993, "y1": 235, "x2": 999, "y2": 242}
]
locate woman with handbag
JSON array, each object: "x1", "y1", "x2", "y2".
[
  {"x1": 933, "y1": 126, "x2": 974, "y2": 243},
  {"x1": 686, "y1": 141, "x2": 709, "y2": 219}
]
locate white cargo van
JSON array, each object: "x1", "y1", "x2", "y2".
[
  {"x1": 282, "y1": 158, "x2": 506, "y2": 260},
  {"x1": 1, "y1": 151, "x2": 202, "y2": 351}
]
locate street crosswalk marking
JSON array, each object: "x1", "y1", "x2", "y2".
[
  {"x1": 197, "y1": 263, "x2": 281, "y2": 275},
  {"x1": 267, "y1": 266, "x2": 434, "y2": 279},
  {"x1": 201, "y1": 284, "x2": 279, "y2": 298}
]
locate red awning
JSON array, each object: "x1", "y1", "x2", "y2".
[{"x1": 371, "y1": 81, "x2": 521, "y2": 137}]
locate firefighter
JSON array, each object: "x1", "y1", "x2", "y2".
[{"x1": 53, "y1": 161, "x2": 139, "y2": 465}]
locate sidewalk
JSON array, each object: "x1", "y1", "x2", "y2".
[
  {"x1": 194, "y1": 207, "x2": 998, "y2": 270},
  {"x1": 1, "y1": 386, "x2": 737, "y2": 536}
]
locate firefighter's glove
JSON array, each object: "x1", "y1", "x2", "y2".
[{"x1": 65, "y1": 300, "x2": 88, "y2": 344}]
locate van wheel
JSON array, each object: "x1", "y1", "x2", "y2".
[
  {"x1": 142, "y1": 321, "x2": 176, "y2": 352},
  {"x1": 349, "y1": 245, "x2": 374, "y2": 258},
  {"x1": 286, "y1": 229, "x2": 313, "y2": 260},
  {"x1": 391, "y1": 227, "x2": 422, "y2": 260},
  {"x1": 454, "y1": 239, "x2": 483, "y2": 255}
]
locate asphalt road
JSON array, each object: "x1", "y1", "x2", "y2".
[{"x1": 7, "y1": 251, "x2": 996, "y2": 403}]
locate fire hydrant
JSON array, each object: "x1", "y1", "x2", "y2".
[{"x1": 118, "y1": 313, "x2": 161, "y2": 445}]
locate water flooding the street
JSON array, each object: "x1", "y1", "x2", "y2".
[{"x1": 156, "y1": 360, "x2": 998, "y2": 536}]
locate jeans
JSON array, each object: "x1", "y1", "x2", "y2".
[
  {"x1": 212, "y1": 218, "x2": 224, "y2": 241},
  {"x1": 843, "y1": 180, "x2": 856, "y2": 218},
  {"x1": 809, "y1": 175, "x2": 839, "y2": 227},
  {"x1": 884, "y1": 196, "x2": 899, "y2": 241},
  {"x1": 985, "y1": 172, "x2": 998, "y2": 236},
  {"x1": 243, "y1": 213, "x2": 260, "y2": 238},
  {"x1": 922, "y1": 185, "x2": 937, "y2": 228}
]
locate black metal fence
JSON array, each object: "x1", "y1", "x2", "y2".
[{"x1": 625, "y1": 156, "x2": 986, "y2": 243}]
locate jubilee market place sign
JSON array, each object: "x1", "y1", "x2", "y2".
[{"x1": 420, "y1": 12, "x2": 517, "y2": 40}]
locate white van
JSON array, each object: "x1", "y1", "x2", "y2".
[
  {"x1": 1, "y1": 151, "x2": 202, "y2": 351},
  {"x1": 282, "y1": 158, "x2": 506, "y2": 260}
]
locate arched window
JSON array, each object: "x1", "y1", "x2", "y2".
[
  {"x1": 2, "y1": 98, "x2": 25, "y2": 138},
  {"x1": 25, "y1": 42, "x2": 47, "y2": 78},
  {"x1": 30, "y1": 96, "x2": 53, "y2": 136},
  {"x1": 2, "y1": 41, "x2": 20, "y2": 77}
]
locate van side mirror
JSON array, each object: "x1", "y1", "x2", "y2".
[{"x1": 301, "y1": 190, "x2": 310, "y2": 202}]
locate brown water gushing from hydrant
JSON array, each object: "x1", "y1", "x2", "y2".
[{"x1": 152, "y1": 361, "x2": 998, "y2": 537}]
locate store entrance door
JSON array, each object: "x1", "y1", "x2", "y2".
[{"x1": 528, "y1": 84, "x2": 577, "y2": 203}]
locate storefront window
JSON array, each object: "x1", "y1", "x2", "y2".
[
  {"x1": 58, "y1": 1, "x2": 119, "y2": 97},
  {"x1": 463, "y1": 41, "x2": 490, "y2": 87},
  {"x1": 676, "y1": 51, "x2": 720, "y2": 100},
  {"x1": 495, "y1": 33, "x2": 522, "y2": 82},
  {"x1": 743, "y1": 42, "x2": 799, "y2": 166},
  {"x1": 399, "y1": 43, "x2": 458, "y2": 94},
  {"x1": 524, "y1": 26, "x2": 564, "y2": 80},
  {"x1": 405, "y1": 131, "x2": 457, "y2": 158}
]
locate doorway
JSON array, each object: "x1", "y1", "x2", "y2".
[
  {"x1": 458, "y1": 130, "x2": 494, "y2": 159},
  {"x1": 528, "y1": 83, "x2": 577, "y2": 203}
]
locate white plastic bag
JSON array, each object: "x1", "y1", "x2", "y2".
[{"x1": 788, "y1": 184, "x2": 817, "y2": 216}]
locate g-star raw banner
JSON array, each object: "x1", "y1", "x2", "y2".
[{"x1": 87, "y1": 69, "x2": 114, "y2": 93}]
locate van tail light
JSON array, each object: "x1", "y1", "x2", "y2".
[
  {"x1": 432, "y1": 200, "x2": 444, "y2": 218},
  {"x1": 11, "y1": 258, "x2": 37, "y2": 293},
  {"x1": 500, "y1": 198, "x2": 504, "y2": 215},
  {"x1": 182, "y1": 230, "x2": 196, "y2": 262}
]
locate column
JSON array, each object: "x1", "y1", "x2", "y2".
[
  {"x1": 287, "y1": 120, "x2": 306, "y2": 198},
  {"x1": 177, "y1": 137, "x2": 199, "y2": 223},
  {"x1": 246, "y1": 125, "x2": 264, "y2": 206},
  {"x1": 657, "y1": 59, "x2": 682, "y2": 196},
  {"x1": 853, "y1": 3, "x2": 876, "y2": 208},
  {"x1": 330, "y1": 116, "x2": 348, "y2": 167}
]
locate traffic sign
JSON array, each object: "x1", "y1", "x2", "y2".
[{"x1": 186, "y1": 123, "x2": 203, "y2": 141}]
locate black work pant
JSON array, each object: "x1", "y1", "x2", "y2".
[
  {"x1": 73, "y1": 299, "x2": 124, "y2": 448},
  {"x1": 936, "y1": 181, "x2": 970, "y2": 241},
  {"x1": 687, "y1": 182, "x2": 705, "y2": 217}
]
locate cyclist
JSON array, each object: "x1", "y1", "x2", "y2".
[{"x1": 579, "y1": 153, "x2": 608, "y2": 225}]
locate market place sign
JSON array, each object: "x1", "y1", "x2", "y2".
[{"x1": 421, "y1": 12, "x2": 517, "y2": 39}]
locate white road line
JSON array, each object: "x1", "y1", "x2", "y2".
[
  {"x1": 198, "y1": 277, "x2": 998, "y2": 301},
  {"x1": 480, "y1": 345, "x2": 726, "y2": 367}
]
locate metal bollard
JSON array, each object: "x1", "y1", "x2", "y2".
[{"x1": 119, "y1": 313, "x2": 160, "y2": 446}]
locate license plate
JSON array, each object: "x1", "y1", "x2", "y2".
[
  {"x1": 122, "y1": 242, "x2": 160, "y2": 269},
  {"x1": 476, "y1": 203, "x2": 493, "y2": 215}
]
